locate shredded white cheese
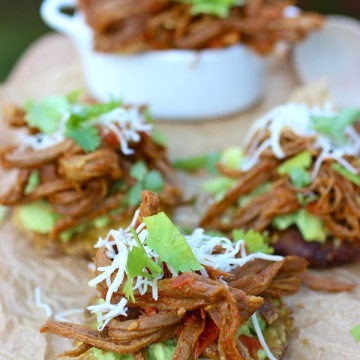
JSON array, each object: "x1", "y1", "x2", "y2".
[
  {"x1": 20, "y1": 105, "x2": 152, "y2": 154},
  {"x1": 95, "y1": 107, "x2": 152, "y2": 155},
  {"x1": 18, "y1": 131, "x2": 65, "y2": 151},
  {"x1": 283, "y1": 5, "x2": 300, "y2": 18},
  {"x1": 241, "y1": 102, "x2": 360, "y2": 178},
  {"x1": 252, "y1": 312, "x2": 277, "y2": 360},
  {"x1": 54, "y1": 308, "x2": 84, "y2": 322},
  {"x1": 87, "y1": 214, "x2": 283, "y2": 331},
  {"x1": 34, "y1": 286, "x2": 53, "y2": 318}
]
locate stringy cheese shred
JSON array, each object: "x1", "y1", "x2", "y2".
[
  {"x1": 95, "y1": 107, "x2": 152, "y2": 155},
  {"x1": 252, "y1": 312, "x2": 277, "y2": 360},
  {"x1": 34, "y1": 287, "x2": 53, "y2": 318},
  {"x1": 19, "y1": 105, "x2": 152, "y2": 154},
  {"x1": 241, "y1": 102, "x2": 360, "y2": 178},
  {"x1": 54, "y1": 308, "x2": 85, "y2": 322}
]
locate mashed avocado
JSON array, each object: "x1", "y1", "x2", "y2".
[
  {"x1": 220, "y1": 146, "x2": 245, "y2": 170},
  {"x1": 17, "y1": 201, "x2": 110, "y2": 241},
  {"x1": 93, "y1": 349, "x2": 132, "y2": 360},
  {"x1": 272, "y1": 209, "x2": 327, "y2": 242},
  {"x1": 18, "y1": 201, "x2": 59, "y2": 234},
  {"x1": 147, "y1": 340, "x2": 176, "y2": 360},
  {"x1": 92, "y1": 340, "x2": 177, "y2": 360}
]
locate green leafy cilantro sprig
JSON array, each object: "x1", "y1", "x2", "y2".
[
  {"x1": 123, "y1": 212, "x2": 203, "y2": 301},
  {"x1": 310, "y1": 107, "x2": 360, "y2": 145},
  {"x1": 351, "y1": 324, "x2": 360, "y2": 343},
  {"x1": 127, "y1": 162, "x2": 165, "y2": 206},
  {"x1": 24, "y1": 93, "x2": 121, "y2": 153},
  {"x1": 178, "y1": 0, "x2": 245, "y2": 18}
]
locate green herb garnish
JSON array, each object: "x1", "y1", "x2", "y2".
[
  {"x1": 173, "y1": 152, "x2": 220, "y2": 174},
  {"x1": 64, "y1": 99, "x2": 121, "y2": 152},
  {"x1": 233, "y1": 229, "x2": 274, "y2": 254},
  {"x1": 128, "y1": 162, "x2": 165, "y2": 206},
  {"x1": 178, "y1": 0, "x2": 244, "y2": 17},
  {"x1": 332, "y1": 163, "x2": 360, "y2": 186},
  {"x1": 24, "y1": 93, "x2": 122, "y2": 153},
  {"x1": 25, "y1": 96, "x2": 70, "y2": 134},
  {"x1": 350, "y1": 324, "x2": 360, "y2": 343},
  {"x1": 144, "y1": 212, "x2": 203, "y2": 273},
  {"x1": 124, "y1": 228, "x2": 163, "y2": 302},
  {"x1": 310, "y1": 107, "x2": 360, "y2": 144}
]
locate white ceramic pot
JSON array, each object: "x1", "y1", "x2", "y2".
[{"x1": 41, "y1": 0, "x2": 266, "y2": 120}]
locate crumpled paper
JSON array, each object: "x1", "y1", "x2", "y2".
[{"x1": 0, "y1": 50, "x2": 359, "y2": 360}]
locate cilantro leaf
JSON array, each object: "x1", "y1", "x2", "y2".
[
  {"x1": 277, "y1": 150, "x2": 312, "y2": 188},
  {"x1": 151, "y1": 129, "x2": 168, "y2": 147},
  {"x1": 67, "y1": 100, "x2": 121, "y2": 128},
  {"x1": 144, "y1": 170, "x2": 165, "y2": 192},
  {"x1": 128, "y1": 182, "x2": 143, "y2": 207},
  {"x1": 289, "y1": 168, "x2": 311, "y2": 188},
  {"x1": 144, "y1": 212, "x2": 203, "y2": 273},
  {"x1": 173, "y1": 152, "x2": 220, "y2": 174},
  {"x1": 25, "y1": 95, "x2": 70, "y2": 134},
  {"x1": 127, "y1": 163, "x2": 165, "y2": 207},
  {"x1": 124, "y1": 229, "x2": 163, "y2": 302},
  {"x1": 130, "y1": 162, "x2": 148, "y2": 181},
  {"x1": 178, "y1": 0, "x2": 245, "y2": 17},
  {"x1": 123, "y1": 279, "x2": 135, "y2": 303},
  {"x1": 232, "y1": 229, "x2": 274, "y2": 254},
  {"x1": 129, "y1": 228, "x2": 163, "y2": 277},
  {"x1": 350, "y1": 324, "x2": 360, "y2": 343},
  {"x1": 66, "y1": 126, "x2": 101, "y2": 153},
  {"x1": 311, "y1": 107, "x2": 360, "y2": 144},
  {"x1": 66, "y1": 89, "x2": 84, "y2": 103},
  {"x1": 332, "y1": 163, "x2": 360, "y2": 186},
  {"x1": 64, "y1": 99, "x2": 121, "y2": 152}
]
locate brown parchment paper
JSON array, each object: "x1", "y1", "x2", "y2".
[{"x1": 0, "y1": 34, "x2": 359, "y2": 360}]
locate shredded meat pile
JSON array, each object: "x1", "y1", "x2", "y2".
[
  {"x1": 41, "y1": 191, "x2": 307, "y2": 359},
  {"x1": 200, "y1": 129, "x2": 360, "y2": 264},
  {"x1": 0, "y1": 104, "x2": 182, "y2": 246},
  {"x1": 77, "y1": 0, "x2": 323, "y2": 54}
]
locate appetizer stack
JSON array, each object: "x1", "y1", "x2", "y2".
[
  {"x1": 0, "y1": 95, "x2": 182, "y2": 257},
  {"x1": 201, "y1": 103, "x2": 360, "y2": 267},
  {"x1": 41, "y1": 191, "x2": 307, "y2": 360}
]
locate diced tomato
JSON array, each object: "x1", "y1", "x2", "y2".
[
  {"x1": 306, "y1": 200, "x2": 320, "y2": 216},
  {"x1": 171, "y1": 273, "x2": 195, "y2": 289},
  {"x1": 144, "y1": 307, "x2": 157, "y2": 316},
  {"x1": 193, "y1": 318, "x2": 219, "y2": 359},
  {"x1": 239, "y1": 335, "x2": 263, "y2": 359},
  {"x1": 102, "y1": 130, "x2": 119, "y2": 148}
]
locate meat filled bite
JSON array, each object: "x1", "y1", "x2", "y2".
[
  {"x1": 41, "y1": 190, "x2": 307, "y2": 360},
  {"x1": 0, "y1": 94, "x2": 182, "y2": 257},
  {"x1": 78, "y1": 0, "x2": 323, "y2": 54},
  {"x1": 200, "y1": 102, "x2": 360, "y2": 267}
]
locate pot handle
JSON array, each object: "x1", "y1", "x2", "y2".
[{"x1": 40, "y1": 0, "x2": 84, "y2": 37}]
